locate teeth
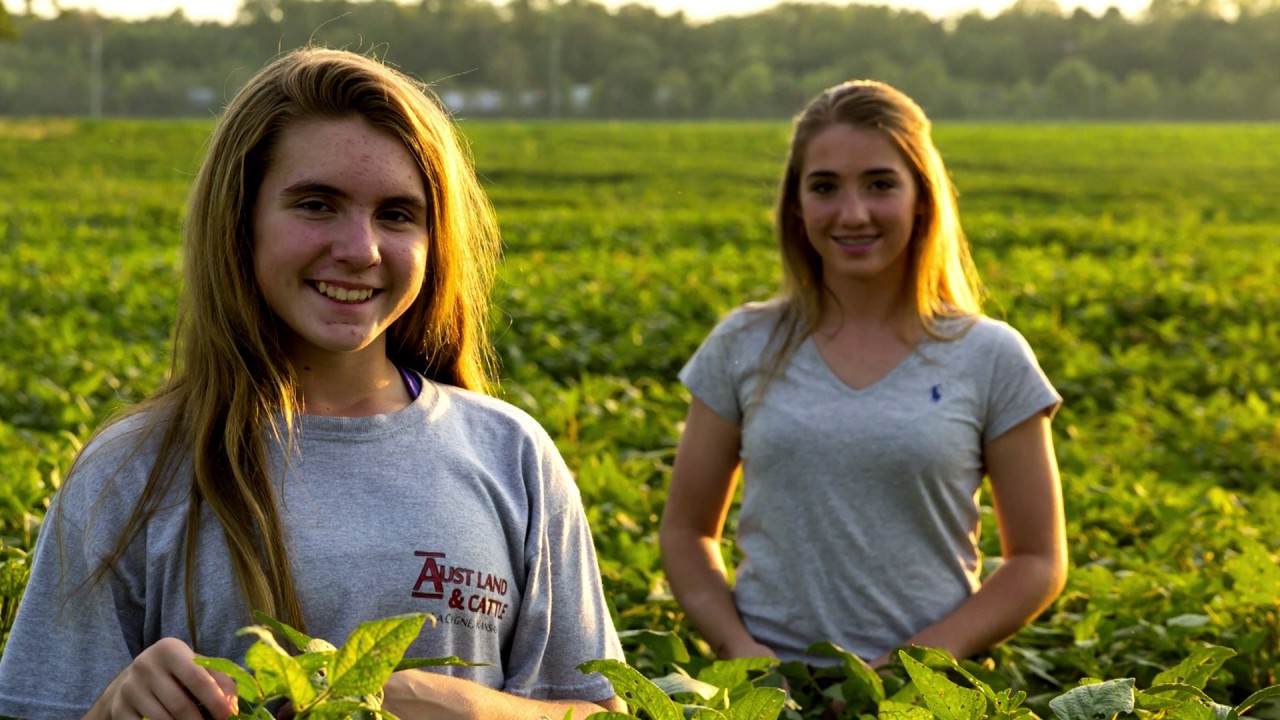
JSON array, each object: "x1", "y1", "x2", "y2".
[
  {"x1": 836, "y1": 236, "x2": 877, "y2": 247},
  {"x1": 316, "y1": 281, "x2": 373, "y2": 303}
]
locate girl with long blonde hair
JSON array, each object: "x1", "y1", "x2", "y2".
[
  {"x1": 660, "y1": 80, "x2": 1067, "y2": 697},
  {"x1": 0, "y1": 47, "x2": 623, "y2": 720}
]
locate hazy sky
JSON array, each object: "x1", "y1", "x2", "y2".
[{"x1": 33, "y1": 0, "x2": 1152, "y2": 25}]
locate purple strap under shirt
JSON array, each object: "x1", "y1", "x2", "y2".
[{"x1": 396, "y1": 365, "x2": 422, "y2": 401}]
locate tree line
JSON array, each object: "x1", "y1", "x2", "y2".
[{"x1": 1, "y1": 0, "x2": 1278, "y2": 120}]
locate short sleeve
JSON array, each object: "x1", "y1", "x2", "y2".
[
  {"x1": 982, "y1": 321, "x2": 1062, "y2": 444},
  {"x1": 499, "y1": 434, "x2": 623, "y2": 702},
  {"x1": 678, "y1": 308, "x2": 766, "y2": 425},
  {"x1": 0, "y1": 493, "x2": 142, "y2": 719}
]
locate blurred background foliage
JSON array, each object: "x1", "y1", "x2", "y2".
[{"x1": 1, "y1": 0, "x2": 1279, "y2": 120}]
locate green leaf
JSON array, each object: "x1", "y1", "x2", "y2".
[
  {"x1": 617, "y1": 629, "x2": 693, "y2": 666},
  {"x1": 723, "y1": 686, "x2": 786, "y2": 720},
  {"x1": 1048, "y1": 678, "x2": 1136, "y2": 720},
  {"x1": 652, "y1": 671, "x2": 721, "y2": 702},
  {"x1": 879, "y1": 701, "x2": 935, "y2": 720},
  {"x1": 304, "y1": 699, "x2": 367, "y2": 719},
  {"x1": 1165, "y1": 614, "x2": 1212, "y2": 629},
  {"x1": 806, "y1": 641, "x2": 884, "y2": 704},
  {"x1": 697, "y1": 657, "x2": 778, "y2": 691},
  {"x1": 1234, "y1": 685, "x2": 1280, "y2": 716},
  {"x1": 246, "y1": 705, "x2": 277, "y2": 720},
  {"x1": 192, "y1": 656, "x2": 263, "y2": 704},
  {"x1": 328, "y1": 613, "x2": 429, "y2": 698},
  {"x1": 910, "y1": 646, "x2": 1001, "y2": 708},
  {"x1": 242, "y1": 631, "x2": 316, "y2": 708},
  {"x1": 0, "y1": 558, "x2": 30, "y2": 597},
  {"x1": 900, "y1": 653, "x2": 986, "y2": 720},
  {"x1": 1145, "y1": 683, "x2": 1217, "y2": 706},
  {"x1": 1223, "y1": 539, "x2": 1280, "y2": 605},
  {"x1": 578, "y1": 659, "x2": 683, "y2": 720},
  {"x1": 1152, "y1": 646, "x2": 1236, "y2": 689},
  {"x1": 1165, "y1": 699, "x2": 1217, "y2": 720},
  {"x1": 394, "y1": 656, "x2": 487, "y2": 671},
  {"x1": 251, "y1": 610, "x2": 313, "y2": 652},
  {"x1": 296, "y1": 649, "x2": 334, "y2": 681}
]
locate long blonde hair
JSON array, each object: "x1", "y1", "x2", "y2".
[
  {"x1": 75, "y1": 47, "x2": 500, "y2": 647},
  {"x1": 762, "y1": 79, "x2": 983, "y2": 378}
]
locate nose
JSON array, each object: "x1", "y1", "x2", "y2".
[
  {"x1": 837, "y1": 190, "x2": 870, "y2": 226},
  {"x1": 331, "y1": 214, "x2": 381, "y2": 267}
]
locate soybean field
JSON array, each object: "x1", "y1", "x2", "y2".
[{"x1": 1, "y1": 119, "x2": 1278, "y2": 718}]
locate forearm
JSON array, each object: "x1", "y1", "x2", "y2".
[
  {"x1": 660, "y1": 530, "x2": 771, "y2": 659},
  {"x1": 893, "y1": 553, "x2": 1067, "y2": 663},
  {"x1": 383, "y1": 670, "x2": 620, "y2": 719}
]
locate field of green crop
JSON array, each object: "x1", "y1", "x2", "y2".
[{"x1": 1, "y1": 118, "x2": 1279, "y2": 718}]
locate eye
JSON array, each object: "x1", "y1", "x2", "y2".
[
  {"x1": 379, "y1": 208, "x2": 419, "y2": 225},
  {"x1": 869, "y1": 178, "x2": 898, "y2": 192},
  {"x1": 296, "y1": 199, "x2": 333, "y2": 213},
  {"x1": 806, "y1": 180, "x2": 837, "y2": 196}
]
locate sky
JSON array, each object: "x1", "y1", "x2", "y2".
[{"x1": 28, "y1": 0, "x2": 1153, "y2": 25}]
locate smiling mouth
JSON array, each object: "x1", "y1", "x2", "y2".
[
  {"x1": 314, "y1": 281, "x2": 376, "y2": 303},
  {"x1": 834, "y1": 236, "x2": 877, "y2": 248}
]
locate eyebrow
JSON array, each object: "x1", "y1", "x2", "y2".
[
  {"x1": 804, "y1": 167, "x2": 902, "y2": 180},
  {"x1": 280, "y1": 180, "x2": 428, "y2": 211}
]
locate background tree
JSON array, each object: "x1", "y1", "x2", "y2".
[
  {"x1": 1, "y1": 0, "x2": 1278, "y2": 120},
  {"x1": 1, "y1": 1, "x2": 16, "y2": 40}
]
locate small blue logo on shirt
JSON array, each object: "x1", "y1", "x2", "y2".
[{"x1": 930, "y1": 384, "x2": 942, "y2": 402}]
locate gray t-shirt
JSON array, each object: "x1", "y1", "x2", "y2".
[
  {"x1": 679, "y1": 303, "x2": 1061, "y2": 663},
  {"x1": 0, "y1": 377, "x2": 623, "y2": 720}
]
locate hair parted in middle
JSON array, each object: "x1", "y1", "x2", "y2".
[
  {"x1": 759, "y1": 79, "x2": 985, "y2": 381},
  {"x1": 83, "y1": 46, "x2": 501, "y2": 646},
  {"x1": 187, "y1": 45, "x2": 501, "y2": 397}
]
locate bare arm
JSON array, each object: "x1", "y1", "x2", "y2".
[
  {"x1": 659, "y1": 397, "x2": 775, "y2": 660},
  {"x1": 83, "y1": 638, "x2": 239, "y2": 720},
  {"x1": 876, "y1": 413, "x2": 1068, "y2": 664},
  {"x1": 382, "y1": 670, "x2": 624, "y2": 719}
]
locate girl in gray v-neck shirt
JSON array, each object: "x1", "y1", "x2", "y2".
[{"x1": 679, "y1": 303, "x2": 1060, "y2": 663}]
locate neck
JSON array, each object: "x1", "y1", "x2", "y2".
[
  {"x1": 817, "y1": 275, "x2": 916, "y2": 335},
  {"x1": 289, "y1": 346, "x2": 409, "y2": 418}
]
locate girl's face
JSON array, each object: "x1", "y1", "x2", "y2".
[
  {"x1": 797, "y1": 124, "x2": 919, "y2": 290},
  {"x1": 252, "y1": 116, "x2": 429, "y2": 367}
]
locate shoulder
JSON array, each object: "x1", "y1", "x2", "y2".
[
  {"x1": 427, "y1": 381, "x2": 557, "y2": 450},
  {"x1": 57, "y1": 407, "x2": 175, "y2": 522},
  {"x1": 77, "y1": 407, "x2": 173, "y2": 466},
  {"x1": 936, "y1": 315, "x2": 1036, "y2": 354},
  {"x1": 723, "y1": 300, "x2": 783, "y2": 331},
  {"x1": 972, "y1": 316, "x2": 1041, "y2": 359},
  {"x1": 702, "y1": 301, "x2": 784, "y2": 349}
]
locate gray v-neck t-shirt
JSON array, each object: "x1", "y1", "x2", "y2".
[{"x1": 679, "y1": 303, "x2": 1061, "y2": 662}]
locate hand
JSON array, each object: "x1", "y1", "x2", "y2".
[
  {"x1": 97, "y1": 638, "x2": 239, "y2": 720},
  {"x1": 720, "y1": 637, "x2": 778, "y2": 661}
]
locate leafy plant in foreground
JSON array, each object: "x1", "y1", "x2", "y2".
[{"x1": 193, "y1": 611, "x2": 474, "y2": 720}]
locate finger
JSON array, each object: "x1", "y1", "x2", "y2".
[
  {"x1": 151, "y1": 680, "x2": 210, "y2": 720},
  {"x1": 211, "y1": 670, "x2": 238, "y2": 698},
  {"x1": 115, "y1": 677, "x2": 187, "y2": 720},
  {"x1": 206, "y1": 669, "x2": 241, "y2": 718},
  {"x1": 171, "y1": 661, "x2": 238, "y2": 719},
  {"x1": 178, "y1": 682, "x2": 237, "y2": 720}
]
